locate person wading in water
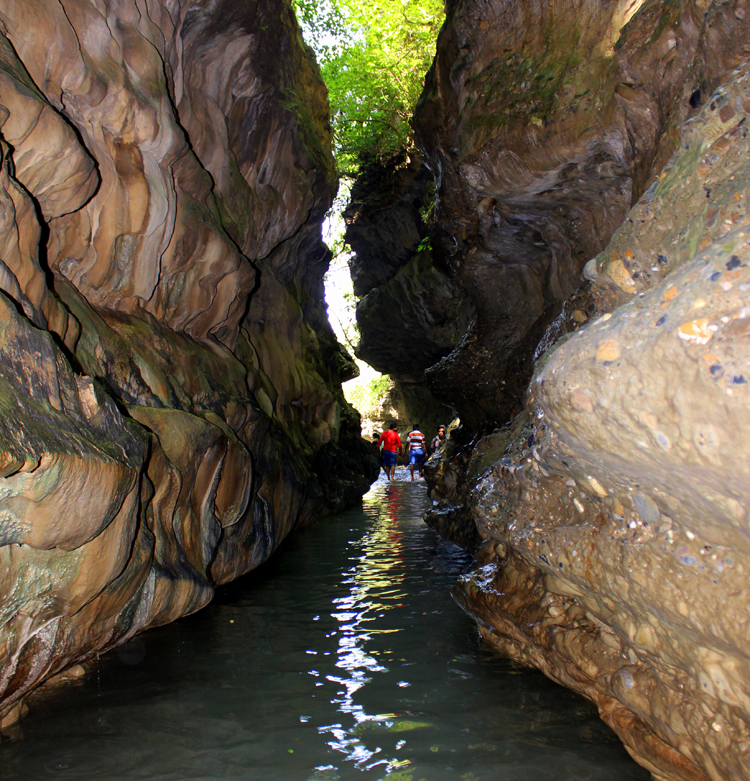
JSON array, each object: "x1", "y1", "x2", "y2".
[
  {"x1": 372, "y1": 433, "x2": 383, "y2": 475},
  {"x1": 376, "y1": 422, "x2": 402, "y2": 481},
  {"x1": 406, "y1": 424, "x2": 427, "y2": 481}
]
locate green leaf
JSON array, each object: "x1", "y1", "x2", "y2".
[{"x1": 292, "y1": 0, "x2": 444, "y2": 175}]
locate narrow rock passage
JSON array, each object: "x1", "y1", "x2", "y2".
[{"x1": 3, "y1": 473, "x2": 648, "y2": 780}]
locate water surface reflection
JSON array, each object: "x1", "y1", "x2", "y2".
[{"x1": 1, "y1": 473, "x2": 649, "y2": 780}]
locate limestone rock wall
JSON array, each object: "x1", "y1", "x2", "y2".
[
  {"x1": 343, "y1": 153, "x2": 469, "y2": 433},
  {"x1": 453, "y1": 59, "x2": 750, "y2": 781},
  {"x1": 407, "y1": 0, "x2": 750, "y2": 427},
  {"x1": 0, "y1": 0, "x2": 377, "y2": 721}
]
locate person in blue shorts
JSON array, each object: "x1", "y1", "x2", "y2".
[
  {"x1": 406, "y1": 424, "x2": 426, "y2": 481},
  {"x1": 376, "y1": 422, "x2": 402, "y2": 481}
]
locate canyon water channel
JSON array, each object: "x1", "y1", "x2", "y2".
[{"x1": 2, "y1": 472, "x2": 649, "y2": 781}]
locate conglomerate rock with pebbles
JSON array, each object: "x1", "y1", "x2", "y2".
[
  {"x1": 455, "y1": 63, "x2": 750, "y2": 781},
  {"x1": 0, "y1": 0, "x2": 377, "y2": 725}
]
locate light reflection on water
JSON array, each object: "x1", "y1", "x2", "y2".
[
  {"x1": 1, "y1": 471, "x2": 650, "y2": 780},
  {"x1": 319, "y1": 483, "x2": 411, "y2": 773}
]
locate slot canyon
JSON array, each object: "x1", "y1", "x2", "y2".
[{"x1": 1, "y1": 0, "x2": 750, "y2": 779}]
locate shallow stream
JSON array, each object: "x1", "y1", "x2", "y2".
[{"x1": 2, "y1": 472, "x2": 649, "y2": 780}]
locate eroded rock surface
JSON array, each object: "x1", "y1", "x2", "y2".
[
  {"x1": 0, "y1": 0, "x2": 376, "y2": 721},
  {"x1": 455, "y1": 63, "x2": 750, "y2": 780},
  {"x1": 347, "y1": 0, "x2": 746, "y2": 428},
  {"x1": 344, "y1": 153, "x2": 470, "y2": 432},
  {"x1": 349, "y1": 1, "x2": 750, "y2": 778}
]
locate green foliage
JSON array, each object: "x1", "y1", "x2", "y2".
[
  {"x1": 418, "y1": 178, "x2": 436, "y2": 225},
  {"x1": 344, "y1": 372, "x2": 393, "y2": 415},
  {"x1": 293, "y1": 0, "x2": 444, "y2": 176}
]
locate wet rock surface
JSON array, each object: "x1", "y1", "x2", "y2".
[
  {"x1": 0, "y1": 0, "x2": 376, "y2": 721},
  {"x1": 454, "y1": 61, "x2": 750, "y2": 780}
]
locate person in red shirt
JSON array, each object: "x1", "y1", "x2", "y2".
[{"x1": 376, "y1": 421, "x2": 402, "y2": 481}]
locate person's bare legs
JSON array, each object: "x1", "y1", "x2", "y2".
[{"x1": 410, "y1": 464, "x2": 416, "y2": 481}]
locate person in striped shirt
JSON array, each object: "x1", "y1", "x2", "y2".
[{"x1": 406, "y1": 424, "x2": 427, "y2": 481}]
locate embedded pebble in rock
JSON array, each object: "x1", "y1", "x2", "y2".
[
  {"x1": 596, "y1": 339, "x2": 621, "y2": 363},
  {"x1": 632, "y1": 494, "x2": 661, "y2": 526}
]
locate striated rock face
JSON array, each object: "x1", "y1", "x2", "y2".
[
  {"x1": 454, "y1": 62, "x2": 750, "y2": 780},
  {"x1": 0, "y1": 0, "x2": 376, "y2": 721}
]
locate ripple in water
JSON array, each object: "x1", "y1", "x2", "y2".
[{"x1": 0, "y1": 472, "x2": 650, "y2": 780}]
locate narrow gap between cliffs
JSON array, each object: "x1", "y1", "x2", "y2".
[{"x1": 294, "y1": 0, "x2": 448, "y2": 440}]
